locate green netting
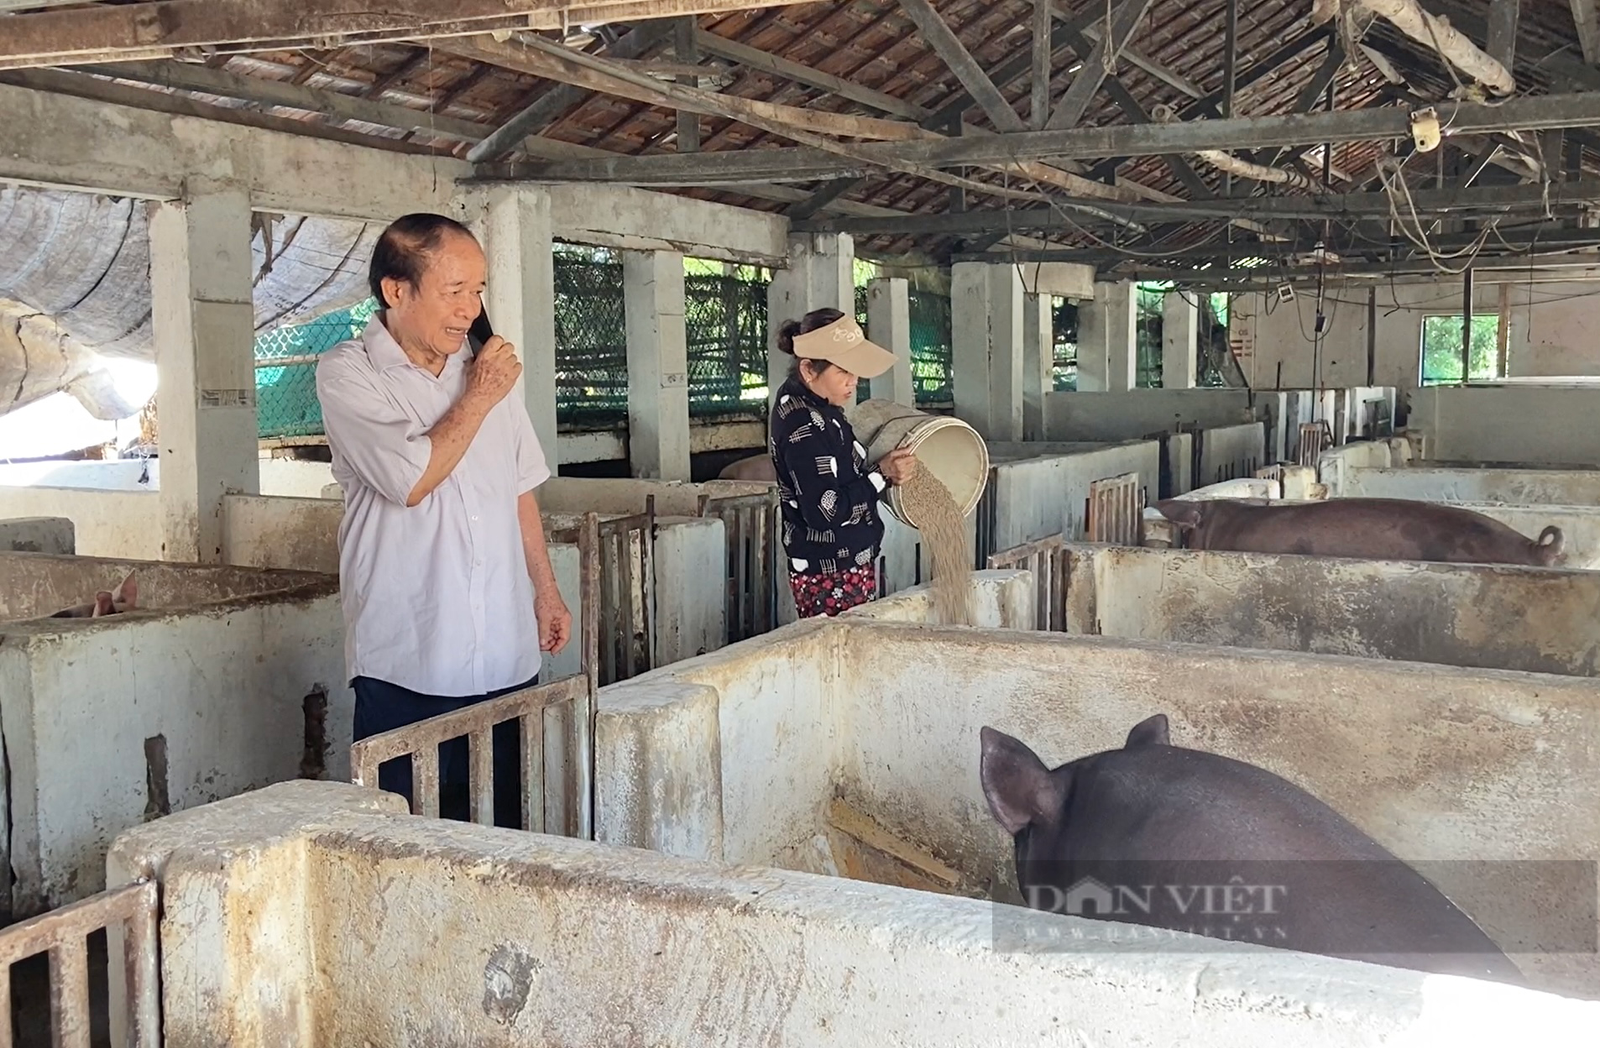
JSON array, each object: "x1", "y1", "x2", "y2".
[
  {"x1": 255, "y1": 297, "x2": 378, "y2": 439},
  {"x1": 554, "y1": 250, "x2": 627, "y2": 425},
  {"x1": 907, "y1": 288, "x2": 952, "y2": 407},
  {"x1": 854, "y1": 284, "x2": 872, "y2": 403},
  {"x1": 250, "y1": 260, "x2": 958, "y2": 440},
  {"x1": 685, "y1": 270, "x2": 769, "y2": 418},
  {"x1": 1135, "y1": 286, "x2": 1164, "y2": 389}
]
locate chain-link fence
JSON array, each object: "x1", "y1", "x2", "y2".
[
  {"x1": 255, "y1": 297, "x2": 378, "y2": 440},
  {"x1": 249, "y1": 261, "x2": 960, "y2": 441},
  {"x1": 553, "y1": 249, "x2": 628, "y2": 425},
  {"x1": 685, "y1": 270, "x2": 768, "y2": 417},
  {"x1": 908, "y1": 288, "x2": 952, "y2": 408}
]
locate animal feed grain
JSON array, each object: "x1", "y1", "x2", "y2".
[{"x1": 897, "y1": 458, "x2": 971, "y2": 626}]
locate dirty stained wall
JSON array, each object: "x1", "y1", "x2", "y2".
[
  {"x1": 1064, "y1": 543, "x2": 1600, "y2": 677},
  {"x1": 1341, "y1": 465, "x2": 1600, "y2": 505},
  {"x1": 0, "y1": 553, "x2": 346, "y2": 917},
  {"x1": 588, "y1": 618, "x2": 1600, "y2": 998},
  {"x1": 105, "y1": 781, "x2": 1600, "y2": 1048}
]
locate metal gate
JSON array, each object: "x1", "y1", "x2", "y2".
[
  {"x1": 551, "y1": 500, "x2": 656, "y2": 687},
  {"x1": 350, "y1": 674, "x2": 596, "y2": 838},
  {"x1": 987, "y1": 534, "x2": 1067, "y2": 632},
  {"x1": 1085, "y1": 472, "x2": 1144, "y2": 546},
  {"x1": 972, "y1": 464, "x2": 1002, "y2": 569},
  {"x1": 698, "y1": 489, "x2": 780, "y2": 644},
  {"x1": 348, "y1": 509, "x2": 607, "y2": 839},
  {"x1": 2, "y1": 879, "x2": 160, "y2": 1048},
  {"x1": 1298, "y1": 421, "x2": 1333, "y2": 466}
]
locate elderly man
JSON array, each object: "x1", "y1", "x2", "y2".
[{"x1": 316, "y1": 212, "x2": 570, "y2": 827}]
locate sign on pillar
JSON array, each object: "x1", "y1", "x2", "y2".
[
  {"x1": 624, "y1": 250, "x2": 691, "y2": 481},
  {"x1": 149, "y1": 190, "x2": 260, "y2": 564}
]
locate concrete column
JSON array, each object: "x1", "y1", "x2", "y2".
[
  {"x1": 765, "y1": 233, "x2": 853, "y2": 402},
  {"x1": 149, "y1": 189, "x2": 259, "y2": 563},
  {"x1": 623, "y1": 249, "x2": 691, "y2": 480},
  {"x1": 1022, "y1": 293, "x2": 1053, "y2": 440},
  {"x1": 865, "y1": 277, "x2": 913, "y2": 406},
  {"x1": 952, "y1": 262, "x2": 1024, "y2": 441},
  {"x1": 1076, "y1": 281, "x2": 1137, "y2": 392},
  {"x1": 1161, "y1": 291, "x2": 1199, "y2": 389},
  {"x1": 477, "y1": 187, "x2": 558, "y2": 475}
]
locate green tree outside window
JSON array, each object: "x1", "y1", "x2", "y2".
[{"x1": 1420, "y1": 314, "x2": 1501, "y2": 385}]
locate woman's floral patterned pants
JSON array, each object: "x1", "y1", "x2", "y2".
[{"x1": 789, "y1": 562, "x2": 878, "y2": 618}]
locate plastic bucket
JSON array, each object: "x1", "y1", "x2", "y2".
[{"x1": 847, "y1": 398, "x2": 990, "y2": 528}]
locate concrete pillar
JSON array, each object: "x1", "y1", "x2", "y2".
[
  {"x1": 1076, "y1": 281, "x2": 1137, "y2": 392},
  {"x1": 1161, "y1": 291, "x2": 1199, "y2": 389},
  {"x1": 765, "y1": 233, "x2": 853, "y2": 401},
  {"x1": 623, "y1": 249, "x2": 691, "y2": 481},
  {"x1": 476, "y1": 187, "x2": 558, "y2": 475},
  {"x1": 865, "y1": 277, "x2": 914, "y2": 407},
  {"x1": 148, "y1": 189, "x2": 259, "y2": 563},
  {"x1": 952, "y1": 262, "x2": 1024, "y2": 441},
  {"x1": 1022, "y1": 293, "x2": 1053, "y2": 440}
]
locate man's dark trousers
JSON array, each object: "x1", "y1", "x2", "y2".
[{"x1": 352, "y1": 673, "x2": 537, "y2": 829}]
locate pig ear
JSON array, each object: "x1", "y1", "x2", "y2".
[
  {"x1": 1154, "y1": 500, "x2": 1202, "y2": 531},
  {"x1": 979, "y1": 726, "x2": 1068, "y2": 837},
  {"x1": 1125, "y1": 714, "x2": 1170, "y2": 748},
  {"x1": 114, "y1": 571, "x2": 137, "y2": 607},
  {"x1": 92, "y1": 592, "x2": 114, "y2": 617}
]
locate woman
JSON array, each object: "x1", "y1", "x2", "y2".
[{"x1": 768, "y1": 307, "x2": 916, "y2": 618}]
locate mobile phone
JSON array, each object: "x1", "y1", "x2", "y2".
[{"x1": 467, "y1": 308, "x2": 494, "y2": 358}]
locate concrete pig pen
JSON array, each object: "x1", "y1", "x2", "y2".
[
  {"x1": 1060, "y1": 543, "x2": 1600, "y2": 677},
  {"x1": 0, "y1": 552, "x2": 348, "y2": 918},
  {"x1": 1340, "y1": 465, "x2": 1600, "y2": 506},
  {"x1": 590, "y1": 593, "x2": 1600, "y2": 999},
  {"x1": 105, "y1": 781, "x2": 1600, "y2": 1048},
  {"x1": 976, "y1": 440, "x2": 1161, "y2": 561}
]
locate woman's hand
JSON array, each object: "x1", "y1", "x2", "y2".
[{"x1": 878, "y1": 447, "x2": 917, "y2": 486}]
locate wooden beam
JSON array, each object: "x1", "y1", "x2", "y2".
[
  {"x1": 1090, "y1": 24, "x2": 1331, "y2": 180},
  {"x1": 72, "y1": 58, "x2": 494, "y2": 144},
  {"x1": 1045, "y1": 0, "x2": 1155, "y2": 130},
  {"x1": 691, "y1": 28, "x2": 929, "y2": 122},
  {"x1": 363, "y1": 47, "x2": 428, "y2": 101},
  {"x1": 1031, "y1": 0, "x2": 1052, "y2": 130},
  {"x1": 467, "y1": 21, "x2": 675, "y2": 164},
  {"x1": 674, "y1": 17, "x2": 700, "y2": 153},
  {"x1": 450, "y1": 34, "x2": 1073, "y2": 209},
  {"x1": 1572, "y1": 0, "x2": 1600, "y2": 66},
  {"x1": 0, "y1": 0, "x2": 804, "y2": 70},
  {"x1": 480, "y1": 91, "x2": 1600, "y2": 185},
  {"x1": 456, "y1": 33, "x2": 1147, "y2": 206},
  {"x1": 1459, "y1": 146, "x2": 1501, "y2": 187},
  {"x1": 896, "y1": 0, "x2": 1024, "y2": 132},
  {"x1": 791, "y1": 182, "x2": 1600, "y2": 234},
  {"x1": 784, "y1": 177, "x2": 863, "y2": 220},
  {"x1": 0, "y1": 66, "x2": 453, "y2": 155},
  {"x1": 1485, "y1": 0, "x2": 1519, "y2": 68},
  {"x1": 692, "y1": 23, "x2": 1153, "y2": 204},
  {"x1": 1054, "y1": 23, "x2": 1214, "y2": 198},
  {"x1": 1075, "y1": 22, "x2": 1203, "y2": 100},
  {"x1": 1253, "y1": 43, "x2": 1345, "y2": 168},
  {"x1": 444, "y1": 36, "x2": 930, "y2": 144}
]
